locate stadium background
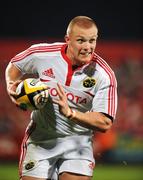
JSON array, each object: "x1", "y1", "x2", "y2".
[{"x1": 0, "y1": 1, "x2": 143, "y2": 179}]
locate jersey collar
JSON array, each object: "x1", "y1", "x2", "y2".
[{"x1": 61, "y1": 44, "x2": 88, "y2": 71}]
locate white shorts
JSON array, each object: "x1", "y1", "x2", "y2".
[{"x1": 19, "y1": 135, "x2": 95, "y2": 179}]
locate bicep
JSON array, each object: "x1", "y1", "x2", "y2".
[{"x1": 5, "y1": 62, "x2": 23, "y2": 82}]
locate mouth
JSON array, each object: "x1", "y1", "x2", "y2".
[{"x1": 80, "y1": 52, "x2": 92, "y2": 57}]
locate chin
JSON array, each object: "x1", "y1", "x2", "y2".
[
  {"x1": 75, "y1": 55, "x2": 92, "y2": 65},
  {"x1": 78, "y1": 59, "x2": 91, "y2": 66},
  {"x1": 82, "y1": 57, "x2": 92, "y2": 63}
]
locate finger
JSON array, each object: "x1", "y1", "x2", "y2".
[
  {"x1": 14, "y1": 80, "x2": 23, "y2": 85},
  {"x1": 52, "y1": 99, "x2": 59, "y2": 104},
  {"x1": 52, "y1": 99, "x2": 63, "y2": 106},
  {"x1": 41, "y1": 90, "x2": 49, "y2": 103},
  {"x1": 56, "y1": 85, "x2": 64, "y2": 99},
  {"x1": 43, "y1": 86, "x2": 50, "y2": 90},
  {"x1": 8, "y1": 80, "x2": 22, "y2": 96},
  {"x1": 44, "y1": 89, "x2": 49, "y2": 99},
  {"x1": 9, "y1": 89, "x2": 19, "y2": 99},
  {"x1": 57, "y1": 83, "x2": 66, "y2": 95},
  {"x1": 9, "y1": 90, "x2": 18, "y2": 96}
]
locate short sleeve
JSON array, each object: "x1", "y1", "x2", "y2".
[
  {"x1": 11, "y1": 45, "x2": 38, "y2": 75},
  {"x1": 91, "y1": 73, "x2": 118, "y2": 120}
]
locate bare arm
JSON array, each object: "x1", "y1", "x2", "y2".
[
  {"x1": 53, "y1": 83, "x2": 113, "y2": 132},
  {"x1": 68, "y1": 111, "x2": 112, "y2": 132},
  {"x1": 5, "y1": 62, "x2": 23, "y2": 104}
]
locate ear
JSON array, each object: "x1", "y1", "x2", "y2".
[{"x1": 64, "y1": 35, "x2": 70, "y2": 43}]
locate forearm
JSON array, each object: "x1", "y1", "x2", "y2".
[
  {"x1": 5, "y1": 62, "x2": 23, "y2": 104},
  {"x1": 54, "y1": 83, "x2": 113, "y2": 132},
  {"x1": 66, "y1": 109, "x2": 112, "y2": 132},
  {"x1": 5, "y1": 63, "x2": 22, "y2": 91},
  {"x1": 5, "y1": 63, "x2": 22, "y2": 84}
]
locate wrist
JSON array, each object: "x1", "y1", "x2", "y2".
[
  {"x1": 8, "y1": 81, "x2": 15, "y2": 84},
  {"x1": 66, "y1": 108, "x2": 76, "y2": 119},
  {"x1": 7, "y1": 81, "x2": 14, "y2": 90}
]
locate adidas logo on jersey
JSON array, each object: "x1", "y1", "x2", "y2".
[{"x1": 42, "y1": 68, "x2": 55, "y2": 78}]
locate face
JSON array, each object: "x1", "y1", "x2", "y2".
[{"x1": 65, "y1": 24, "x2": 98, "y2": 66}]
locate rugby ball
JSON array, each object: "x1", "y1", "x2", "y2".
[{"x1": 15, "y1": 78, "x2": 49, "y2": 110}]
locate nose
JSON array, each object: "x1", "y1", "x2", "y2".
[{"x1": 82, "y1": 42, "x2": 91, "y2": 50}]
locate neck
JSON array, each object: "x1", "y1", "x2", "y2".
[{"x1": 66, "y1": 47, "x2": 76, "y2": 65}]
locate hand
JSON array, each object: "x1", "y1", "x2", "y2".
[
  {"x1": 7, "y1": 80, "x2": 22, "y2": 105},
  {"x1": 52, "y1": 83, "x2": 71, "y2": 117}
]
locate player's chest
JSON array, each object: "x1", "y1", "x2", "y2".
[
  {"x1": 37, "y1": 60, "x2": 98, "y2": 110},
  {"x1": 38, "y1": 62, "x2": 97, "y2": 92}
]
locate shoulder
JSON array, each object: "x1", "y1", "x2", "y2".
[
  {"x1": 29, "y1": 42, "x2": 65, "y2": 52},
  {"x1": 93, "y1": 53, "x2": 117, "y2": 86},
  {"x1": 11, "y1": 42, "x2": 65, "y2": 62},
  {"x1": 93, "y1": 53, "x2": 114, "y2": 74}
]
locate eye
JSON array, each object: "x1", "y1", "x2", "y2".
[
  {"x1": 89, "y1": 38, "x2": 96, "y2": 43},
  {"x1": 77, "y1": 39, "x2": 84, "y2": 44}
]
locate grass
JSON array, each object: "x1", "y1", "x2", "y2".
[
  {"x1": 0, "y1": 163, "x2": 19, "y2": 180},
  {"x1": 0, "y1": 163, "x2": 143, "y2": 180},
  {"x1": 92, "y1": 164, "x2": 143, "y2": 180}
]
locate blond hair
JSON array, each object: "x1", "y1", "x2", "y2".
[{"x1": 66, "y1": 16, "x2": 98, "y2": 36}]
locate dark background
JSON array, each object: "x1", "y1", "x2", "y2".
[
  {"x1": 0, "y1": 0, "x2": 142, "y2": 40},
  {"x1": 0, "y1": 2, "x2": 143, "y2": 178}
]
